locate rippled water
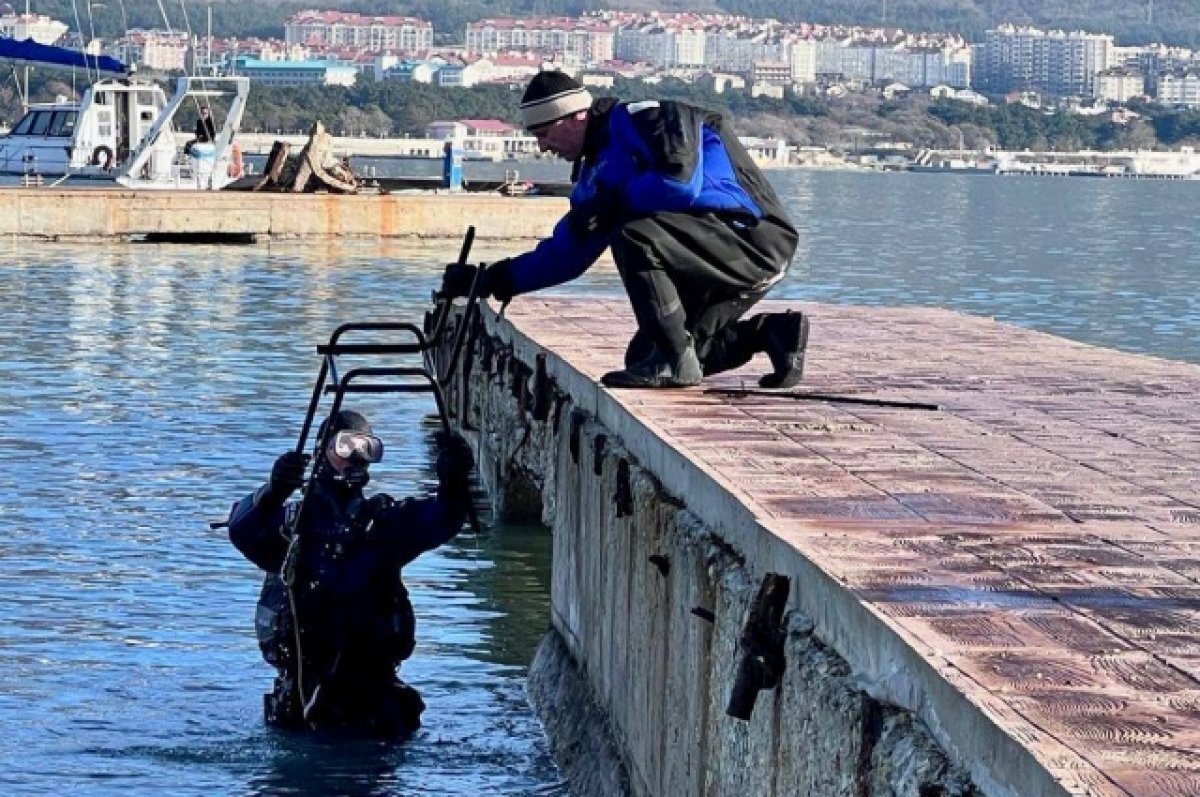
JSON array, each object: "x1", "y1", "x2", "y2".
[
  {"x1": 768, "y1": 170, "x2": 1200, "y2": 364},
  {"x1": 0, "y1": 171, "x2": 1196, "y2": 796}
]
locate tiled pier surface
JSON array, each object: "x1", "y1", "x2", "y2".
[{"x1": 472, "y1": 298, "x2": 1200, "y2": 797}]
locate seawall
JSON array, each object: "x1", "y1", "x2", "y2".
[
  {"x1": 0, "y1": 189, "x2": 567, "y2": 241},
  {"x1": 438, "y1": 297, "x2": 1200, "y2": 797}
]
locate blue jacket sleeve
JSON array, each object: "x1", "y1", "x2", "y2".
[
  {"x1": 227, "y1": 485, "x2": 290, "y2": 573},
  {"x1": 505, "y1": 210, "x2": 611, "y2": 295}
]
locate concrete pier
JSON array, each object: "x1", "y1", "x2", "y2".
[
  {"x1": 440, "y1": 298, "x2": 1200, "y2": 797},
  {"x1": 0, "y1": 189, "x2": 566, "y2": 241}
]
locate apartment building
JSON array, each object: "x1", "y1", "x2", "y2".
[
  {"x1": 0, "y1": 12, "x2": 67, "y2": 45},
  {"x1": 1157, "y1": 68, "x2": 1200, "y2": 107},
  {"x1": 705, "y1": 30, "x2": 789, "y2": 74},
  {"x1": 1094, "y1": 67, "x2": 1146, "y2": 103},
  {"x1": 751, "y1": 61, "x2": 791, "y2": 86},
  {"x1": 976, "y1": 25, "x2": 1113, "y2": 97},
  {"x1": 233, "y1": 56, "x2": 358, "y2": 87},
  {"x1": 465, "y1": 17, "x2": 615, "y2": 63},
  {"x1": 284, "y1": 10, "x2": 432, "y2": 53},
  {"x1": 814, "y1": 38, "x2": 970, "y2": 88},
  {"x1": 1121, "y1": 44, "x2": 1195, "y2": 94},
  {"x1": 615, "y1": 22, "x2": 707, "y2": 68},
  {"x1": 789, "y1": 39, "x2": 817, "y2": 84}
]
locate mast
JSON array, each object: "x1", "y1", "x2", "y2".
[{"x1": 21, "y1": 0, "x2": 29, "y2": 111}]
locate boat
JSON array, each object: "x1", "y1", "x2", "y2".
[
  {"x1": 0, "y1": 36, "x2": 249, "y2": 189},
  {"x1": 114, "y1": 76, "x2": 250, "y2": 191}
]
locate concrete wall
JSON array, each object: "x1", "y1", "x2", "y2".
[
  {"x1": 0, "y1": 189, "x2": 567, "y2": 241},
  {"x1": 441, "y1": 312, "x2": 981, "y2": 797}
]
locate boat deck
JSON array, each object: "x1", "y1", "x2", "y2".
[{"x1": 502, "y1": 297, "x2": 1200, "y2": 797}]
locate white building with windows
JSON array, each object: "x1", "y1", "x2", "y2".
[
  {"x1": 0, "y1": 12, "x2": 67, "y2": 45},
  {"x1": 976, "y1": 25, "x2": 1114, "y2": 97},
  {"x1": 233, "y1": 57, "x2": 358, "y2": 87},
  {"x1": 705, "y1": 30, "x2": 788, "y2": 74},
  {"x1": 465, "y1": 18, "x2": 614, "y2": 64},
  {"x1": 284, "y1": 10, "x2": 432, "y2": 53},
  {"x1": 814, "y1": 38, "x2": 970, "y2": 88},
  {"x1": 1157, "y1": 69, "x2": 1200, "y2": 107},
  {"x1": 615, "y1": 24, "x2": 706, "y2": 68},
  {"x1": 788, "y1": 40, "x2": 817, "y2": 84},
  {"x1": 1094, "y1": 67, "x2": 1145, "y2": 103}
]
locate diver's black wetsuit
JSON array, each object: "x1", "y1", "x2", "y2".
[{"x1": 228, "y1": 463, "x2": 468, "y2": 736}]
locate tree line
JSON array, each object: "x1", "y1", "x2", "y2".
[{"x1": 4, "y1": 68, "x2": 1199, "y2": 151}]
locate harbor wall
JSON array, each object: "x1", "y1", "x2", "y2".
[
  {"x1": 0, "y1": 189, "x2": 567, "y2": 241},
  {"x1": 441, "y1": 309, "x2": 983, "y2": 797}
]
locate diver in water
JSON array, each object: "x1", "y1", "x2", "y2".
[{"x1": 226, "y1": 409, "x2": 474, "y2": 736}]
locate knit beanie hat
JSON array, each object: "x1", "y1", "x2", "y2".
[{"x1": 520, "y1": 71, "x2": 594, "y2": 130}]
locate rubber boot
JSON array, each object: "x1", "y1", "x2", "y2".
[
  {"x1": 602, "y1": 340, "x2": 703, "y2": 389},
  {"x1": 758, "y1": 311, "x2": 809, "y2": 389},
  {"x1": 623, "y1": 327, "x2": 656, "y2": 368}
]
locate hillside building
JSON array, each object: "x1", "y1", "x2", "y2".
[
  {"x1": 976, "y1": 25, "x2": 1113, "y2": 97},
  {"x1": 284, "y1": 10, "x2": 432, "y2": 54},
  {"x1": 465, "y1": 17, "x2": 615, "y2": 64},
  {"x1": 1093, "y1": 67, "x2": 1145, "y2": 103},
  {"x1": 0, "y1": 12, "x2": 67, "y2": 45}
]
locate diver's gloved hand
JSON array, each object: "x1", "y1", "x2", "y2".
[
  {"x1": 435, "y1": 432, "x2": 474, "y2": 491},
  {"x1": 270, "y1": 451, "x2": 309, "y2": 496},
  {"x1": 255, "y1": 450, "x2": 309, "y2": 512}
]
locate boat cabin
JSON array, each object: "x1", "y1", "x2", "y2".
[{"x1": 0, "y1": 80, "x2": 169, "y2": 176}]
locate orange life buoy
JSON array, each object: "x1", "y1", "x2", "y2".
[{"x1": 227, "y1": 142, "x2": 244, "y2": 178}]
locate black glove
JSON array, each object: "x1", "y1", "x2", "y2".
[
  {"x1": 435, "y1": 431, "x2": 474, "y2": 488},
  {"x1": 440, "y1": 260, "x2": 517, "y2": 303},
  {"x1": 269, "y1": 451, "x2": 309, "y2": 496},
  {"x1": 485, "y1": 258, "x2": 516, "y2": 303},
  {"x1": 439, "y1": 262, "x2": 483, "y2": 300}
]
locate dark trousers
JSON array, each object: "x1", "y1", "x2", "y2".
[{"x1": 609, "y1": 211, "x2": 792, "y2": 375}]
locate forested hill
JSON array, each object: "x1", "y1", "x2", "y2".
[{"x1": 23, "y1": 0, "x2": 1200, "y2": 48}]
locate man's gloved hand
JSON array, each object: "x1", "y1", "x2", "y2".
[
  {"x1": 435, "y1": 431, "x2": 474, "y2": 488},
  {"x1": 439, "y1": 262, "x2": 484, "y2": 301},
  {"x1": 440, "y1": 260, "x2": 517, "y2": 303},
  {"x1": 484, "y1": 258, "x2": 516, "y2": 303},
  {"x1": 269, "y1": 451, "x2": 309, "y2": 496}
]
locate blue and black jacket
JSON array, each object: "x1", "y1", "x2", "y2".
[{"x1": 504, "y1": 98, "x2": 798, "y2": 296}]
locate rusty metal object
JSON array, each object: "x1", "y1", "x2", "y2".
[{"x1": 726, "y1": 573, "x2": 791, "y2": 721}]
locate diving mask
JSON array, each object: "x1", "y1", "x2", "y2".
[{"x1": 330, "y1": 430, "x2": 384, "y2": 464}]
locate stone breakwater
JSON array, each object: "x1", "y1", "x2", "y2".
[{"x1": 0, "y1": 189, "x2": 568, "y2": 241}]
